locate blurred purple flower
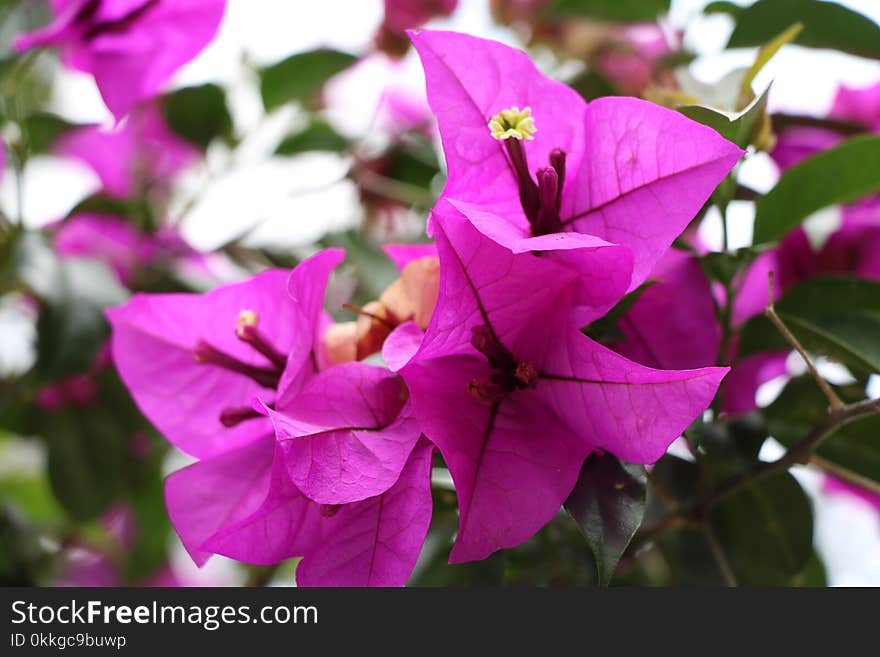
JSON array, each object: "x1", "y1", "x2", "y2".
[
  {"x1": 52, "y1": 213, "x2": 148, "y2": 285},
  {"x1": 55, "y1": 104, "x2": 198, "y2": 198},
  {"x1": 595, "y1": 23, "x2": 677, "y2": 97},
  {"x1": 15, "y1": 0, "x2": 227, "y2": 120},
  {"x1": 771, "y1": 80, "x2": 880, "y2": 171}
]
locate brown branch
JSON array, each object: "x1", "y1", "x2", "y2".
[
  {"x1": 700, "y1": 397, "x2": 880, "y2": 509},
  {"x1": 765, "y1": 270, "x2": 844, "y2": 411}
]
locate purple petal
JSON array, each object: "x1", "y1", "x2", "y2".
[
  {"x1": 401, "y1": 355, "x2": 586, "y2": 563},
  {"x1": 276, "y1": 248, "x2": 346, "y2": 406},
  {"x1": 107, "y1": 268, "x2": 296, "y2": 458},
  {"x1": 411, "y1": 29, "x2": 589, "y2": 225},
  {"x1": 165, "y1": 435, "x2": 320, "y2": 566},
  {"x1": 447, "y1": 199, "x2": 634, "y2": 325},
  {"x1": 563, "y1": 97, "x2": 743, "y2": 290},
  {"x1": 296, "y1": 437, "x2": 435, "y2": 586},
  {"x1": 383, "y1": 243, "x2": 438, "y2": 271},
  {"x1": 537, "y1": 333, "x2": 728, "y2": 464},
  {"x1": 382, "y1": 321, "x2": 425, "y2": 372},
  {"x1": 268, "y1": 363, "x2": 420, "y2": 505},
  {"x1": 612, "y1": 248, "x2": 721, "y2": 370},
  {"x1": 722, "y1": 351, "x2": 789, "y2": 416},
  {"x1": 417, "y1": 201, "x2": 579, "y2": 364}
]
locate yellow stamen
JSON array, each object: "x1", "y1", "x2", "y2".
[
  {"x1": 236, "y1": 309, "x2": 259, "y2": 334},
  {"x1": 488, "y1": 106, "x2": 537, "y2": 141}
]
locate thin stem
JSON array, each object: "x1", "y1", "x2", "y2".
[
  {"x1": 701, "y1": 519, "x2": 738, "y2": 587},
  {"x1": 764, "y1": 270, "x2": 844, "y2": 411},
  {"x1": 341, "y1": 303, "x2": 395, "y2": 329}
]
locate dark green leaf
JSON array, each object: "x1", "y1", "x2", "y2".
[
  {"x1": 123, "y1": 472, "x2": 172, "y2": 583},
  {"x1": 722, "y1": 0, "x2": 880, "y2": 60},
  {"x1": 21, "y1": 113, "x2": 78, "y2": 154},
  {"x1": 564, "y1": 453, "x2": 647, "y2": 586},
  {"x1": 710, "y1": 472, "x2": 813, "y2": 586},
  {"x1": 791, "y1": 551, "x2": 827, "y2": 587},
  {"x1": 754, "y1": 136, "x2": 880, "y2": 244},
  {"x1": 260, "y1": 49, "x2": 356, "y2": 111},
  {"x1": 163, "y1": 83, "x2": 233, "y2": 148},
  {"x1": 738, "y1": 277, "x2": 880, "y2": 376},
  {"x1": 42, "y1": 373, "x2": 159, "y2": 522},
  {"x1": 569, "y1": 69, "x2": 619, "y2": 102},
  {"x1": 764, "y1": 376, "x2": 880, "y2": 482},
  {"x1": 543, "y1": 0, "x2": 670, "y2": 22},
  {"x1": 276, "y1": 120, "x2": 349, "y2": 156}
]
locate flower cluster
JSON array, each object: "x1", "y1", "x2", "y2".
[{"x1": 104, "y1": 30, "x2": 745, "y2": 585}]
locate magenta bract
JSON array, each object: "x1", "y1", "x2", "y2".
[{"x1": 16, "y1": 0, "x2": 227, "y2": 120}]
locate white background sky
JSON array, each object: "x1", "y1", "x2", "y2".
[{"x1": 1, "y1": 0, "x2": 879, "y2": 585}]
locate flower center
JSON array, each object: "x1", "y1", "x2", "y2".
[
  {"x1": 192, "y1": 309, "x2": 288, "y2": 427},
  {"x1": 488, "y1": 106, "x2": 567, "y2": 236},
  {"x1": 467, "y1": 325, "x2": 537, "y2": 402}
]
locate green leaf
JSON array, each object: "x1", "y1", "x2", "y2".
[
  {"x1": 740, "y1": 23, "x2": 803, "y2": 97},
  {"x1": 275, "y1": 120, "x2": 349, "y2": 156},
  {"x1": 543, "y1": 0, "x2": 670, "y2": 22},
  {"x1": 753, "y1": 136, "x2": 880, "y2": 245},
  {"x1": 42, "y1": 373, "x2": 159, "y2": 522},
  {"x1": 260, "y1": 49, "x2": 356, "y2": 111},
  {"x1": 678, "y1": 85, "x2": 769, "y2": 149},
  {"x1": 569, "y1": 69, "x2": 619, "y2": 102},
  {"x1": 20, "y1": 113, "x2": 78, "y2": 154},
  {"x1": 722, "y1": 0, "x2": 880, "y2": 60},
  {"x1": 764, "y1": 377, "x2": 880, "y2": 482},
  {"x1": 163, "y1": 83, "x2": 233, "y2": 148},
  {"x1": 710, "y1": 472, "x2": 813, "y2": 586},
  {"x1": 738, "y1": 277, "x2": 880, "y2": 376},
  {"x1": 564, "y1": 453, "x2": 647, "y2": 586}
]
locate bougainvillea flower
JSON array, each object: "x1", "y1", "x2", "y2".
[
  {"x1": 15, "y1": 0, "x2": 227, "y2": 120},
  {"x1": 395, "y1": 204, "x2": 727, "y2": 562},
  {"x1": 411, "y1": 30, "x2": 742, "y2": 307},
  {"x1": 55, "y1": 105, "x2": 198, "y2": 198},
  {"x1": 107, "y1": 249, "x2": 344, "y2": 457},
  {"x1": 610, "y1": 248, "x2": 721, "y2": 371},
  {"x1": 110, "y1": 248, "x2": 434, "y2": 585}
]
